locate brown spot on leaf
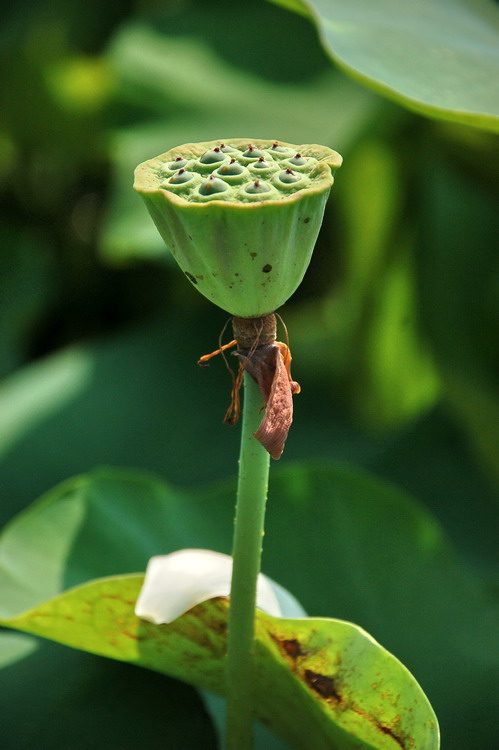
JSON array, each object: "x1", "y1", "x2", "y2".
[
  {"x1": 121, "y1": 631, "x2": 146, "y2": 641},
  {"x1": 282, "y1": 639, "x2": 303, "y2": 659},
  {"x1": 262, "y1": 264, "x2": 272, "y2": 273},
  {"x1": 374, "y1": 722, "x2": 406, "y2": 749},
  {"x1": 304, "y1": 669, "x2": 342, "y2": 702},
  {"x1": 250, "y1": 252, "x2": 257, "y2": 259},
  {"x1": 270, "y1": 634, "x2": 304, "y2": 661},
  {"x1": 304, "y1": 217, "x2": 310, "y2": 223}
]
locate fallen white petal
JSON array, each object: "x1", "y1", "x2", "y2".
[{"x1": 135, "y1": 548, "x2": 307, "y2": 624}]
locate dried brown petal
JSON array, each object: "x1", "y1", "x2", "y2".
[{"x1": 235, "y1": 342, "x2": 298, "y2": 459}]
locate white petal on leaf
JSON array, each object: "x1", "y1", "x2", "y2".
[{"x1": 135, "y1": 548, "x2": 307, "y2": 624}]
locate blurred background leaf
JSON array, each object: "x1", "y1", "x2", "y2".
[{"x1": 270, "y1": 0, "x2": 499, "y2": 131}]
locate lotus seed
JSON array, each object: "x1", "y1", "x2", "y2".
[
  {"x1": 217, "y1": 160, "x2": 246, "y2": 176},
  {"x1": 278, "y1": 169, "x2": 301, "y2": 184},
  {"x1": 199, "y1": 175, "x2": 229, "y2": 196},
  {"x1": 167, "y1": 156, "x2": 188, "y2": 170},
  {"x1": 200, "y1": 147, "x2": 226, "y2": 165},
  {"x1": 268, "y1": 142, "x2": 295, "y2": 158},
  {"x1": 245, "y1": 180, "x2": 271, "y2": 194},
  {"x1": 289, "y1": 153, "x2": 308, "y2": 167},
  {"x1": 251, "y1": 157, "x2": 273, "y2": 170},
  {"x1": 242, "y1": 145, "x2": 267, "y2": 160},
  {"x1": 219, "y1": 143, "x2": 239, "y2": 153},
  {"x1": 167, "y1": 169, "x2": 195, "y2": 185}
]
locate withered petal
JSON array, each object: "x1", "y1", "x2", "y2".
[{"x1": 253, "y1": 347, "x2": 294, "y2": 460}]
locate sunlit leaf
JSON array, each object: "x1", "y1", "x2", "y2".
[
  {"x1": 0, "y1": 465, "x2": 496, "y2": 747},
  {"x1": 2, "y1": 576, "x2": 439, "y2": 750}
]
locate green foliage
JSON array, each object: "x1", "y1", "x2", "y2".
[
  {"x1": 270, "y1": 0, "x2": 499, "y2": 131},
  {"x1": 0, "y1": 0, "x2": 497, "y2": 748},
  {"x1": 0, "y1": 466, "x2": 496, "y2": 747},
  {"x1": 3, "y1": 576, "x2": 438, "y2": 750}
]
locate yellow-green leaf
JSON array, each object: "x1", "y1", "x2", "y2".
[{"x1": 2, "y1": 575, "x2": 439, "y2": 750}]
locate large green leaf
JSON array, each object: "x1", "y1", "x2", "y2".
[
  {"x1": 0, "y1": 465, "x2": 496, "y2": 747},
  {"x1": 2, "y1": 576, "x2": 438, "y2": 750},
  {"x1": 270, "y1": 0, "x2": 499, "y2": 132}
]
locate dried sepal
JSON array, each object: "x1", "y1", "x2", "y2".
[{"x1": 235, "y1": 341, "x2": 300, "y2": 460}]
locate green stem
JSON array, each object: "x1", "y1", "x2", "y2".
[{"x1": 226, "y1": 371, "x2": 271, "y2": 750}]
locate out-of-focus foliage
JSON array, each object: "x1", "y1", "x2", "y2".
[
  {"x1": 0, "y1": 1, "x2": 497, "y2": 749},
  {"x1": 0, "y1": 467, "x2": 488, "y2": 749},
  {"x1": 270, "y1": 0, "x2": 499, "y2": 132}
]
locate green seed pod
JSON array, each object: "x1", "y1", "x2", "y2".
[{"x1": 134, "y1": 137, "x2": 342, "y2": 317}]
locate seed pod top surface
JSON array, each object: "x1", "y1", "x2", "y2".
[{"x1": 134, "y1": 138, "x2": 342, "y2": 317}]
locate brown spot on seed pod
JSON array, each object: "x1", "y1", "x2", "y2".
[
  {"x1": 262, "y1": 264, "x2": 272, "y2": 273},
  {"x1": 184, "y1": 271, "x2": 197, "y2": 284},
  {"x1": 304, "y1": 217, "x2": 310, "y2": 223},
  {"x1": 250, "y1": 252, "x2": 257, "y2": 259}
]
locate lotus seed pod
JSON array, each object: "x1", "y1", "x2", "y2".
[{"x1": 134, "y1": 137, "x2": 342, "y2": 317}]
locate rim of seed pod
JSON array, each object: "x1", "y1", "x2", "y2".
[{"x1": 133, "y1": 138, "x2": 343, "y2": 210}]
